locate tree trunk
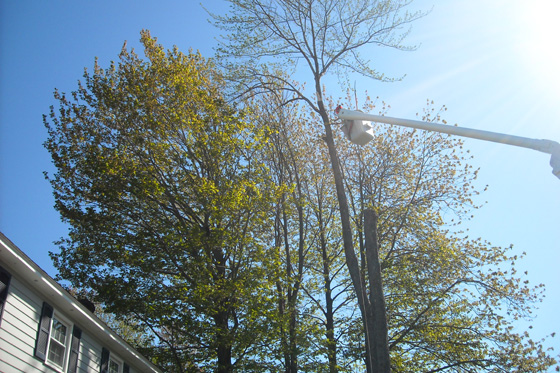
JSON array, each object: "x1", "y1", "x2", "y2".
[
  {"x1": 319, "y1": 111, "x2": 376, "y2": 372},
  {"x1": 214, "y1": 310, "x2": 233, "y2": 373},
  {"x1": 321, "y1": 233, "x2": 338, "y2": 373},
  {"x1": 212, "y1": 245, "x2": 233, "y2": 373}
]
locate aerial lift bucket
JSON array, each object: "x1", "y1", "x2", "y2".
[{"x1": 336, "y1": 105, "x2": 374, "y2": 146}]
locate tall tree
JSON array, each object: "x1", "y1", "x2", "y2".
[
  {"x1": 258, "y1": 94, "x2": 311, "y2": 372},
  {"x1": 337, "y1": 97, "x2": 557, "y2": 371},
  {"x1": 44, "y1": 31, "x2": 279, "y2": 372},
  {"x1": 211, "y1": 1, "x2": 427, "y2": 370},
  {"x1": 261, "y1": 92, "x2": 559, "y2": 371},
  {"x1": 252, "y1": 91, "x2": 363, "y2": 372}
]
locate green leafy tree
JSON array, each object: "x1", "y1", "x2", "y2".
[
  {"x1": 262, "y1": 101, "x2": 311, "y2": 372},
  {"x1": 211, "y1": 1, "x2": 427, "y2": 370},
  {"x1": 338, "y1": 98, "x2": 558, "y2": 371},
  {"x1": 257, "y1": 91, "x2": 558, "y2": 371},
  {"x1": 246, "y1": 88, "x2": 326, "y2": 372},
  {"x1": 210, "y1": 1, "x2": 557, "y2": 371},
  {"x1": 44, "y1": 31, "x2": 280, "y2": 373},
  {"x1": 248, "y1": 89, "x2": 363, "y2": 372},
  {"x1": 287, "y1": 108, "x2": 361, "y2": 373},
  {"x1": 260, "y1": 96, "x2": 364, "y2": 373}
]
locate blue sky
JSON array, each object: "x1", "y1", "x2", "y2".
[{"x1": 1, "y1": 0, "x2": 559, "y2": 365}]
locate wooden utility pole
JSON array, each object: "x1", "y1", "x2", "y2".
[{"x1": 364, "y1": 209, "x2": 390, "y2": 372}]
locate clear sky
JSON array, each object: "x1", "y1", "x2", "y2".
[{"x1": 1, "y1": 0, "x2": 559, "y2": 366}]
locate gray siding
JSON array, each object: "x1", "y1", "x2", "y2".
[
  {"x1": 79, "y1": 334, "x2": 102, "y2": 373},
  {"x1": 0, "y1": 276, "x2": 134, "y2": 373},
  {"x1": 0, "y1": 276, "x2": 47, "y2": 372}
]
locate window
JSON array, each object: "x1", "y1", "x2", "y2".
[
  {"x1": 47, "y1": 315, "x2": 70, "y2": 369},
  {"x1": 100, "y1": 347, "x2": 130, "y2": 373},
  {"x1": 35, "y1": 302, "x2": 81, "y2": 373},
  {"x1": 108, "y1": 357, "x2": 121, "y2": 373}
]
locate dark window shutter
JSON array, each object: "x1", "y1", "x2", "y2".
[
  {"x1": 34, "y1": 302, "x2": 53, "y2": 361},
  {"x1": 0, "y1": 266, "x2": 10, "y2": 300},
  {"x1": 123, "y1": 362, "x2": 130, "y2": 373},
  {"x1": 0, "y1": 266, "x2": 11, "y2": 324},
  {"x1": 67, "y1": 325, "x2": 82, "y2": 373},
  {"x1": 100, "y1": 347, "x2": 110, "y2": 373}
]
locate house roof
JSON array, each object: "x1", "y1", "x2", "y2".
[{"x1": 0, "y1": 232, "x2": 162, "y2": 373}]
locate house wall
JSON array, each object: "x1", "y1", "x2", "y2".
[
  {"x1": 0, "y1": 274, "x2": 133, "y2": 373},
  {"x1": 1, "y1": 274, "x2": 50, "y2": 372}
]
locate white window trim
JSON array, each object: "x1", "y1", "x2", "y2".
[
  {"x1": 109, "y1": 353, "x2": 124, "y2": 373},
  {"x1": 45, "y1": 310, "x2": 73, "y2": 372}
]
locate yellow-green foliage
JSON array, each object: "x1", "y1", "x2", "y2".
[{"x1": 44, "y1": 30, "x2": 281, "y2": 372}]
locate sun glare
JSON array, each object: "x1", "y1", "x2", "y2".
[{"x1": 513, "y1": 1, "x2": 560, "y2": 97}]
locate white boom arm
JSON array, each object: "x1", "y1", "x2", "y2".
[{"x1": 336, "y1": 108, "x2": 560, "y2": 179}]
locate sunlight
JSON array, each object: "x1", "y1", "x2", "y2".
[{"x1": 513, "y1": 1, "x2": 560, "y2": 98}]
